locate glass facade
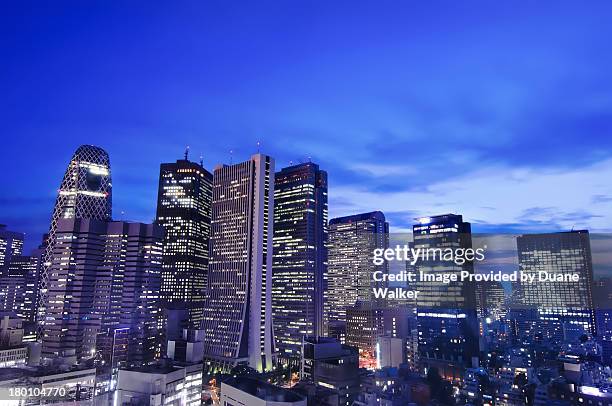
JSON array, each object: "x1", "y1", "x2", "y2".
[
  {"x1": 155, "y1": 157, "x2": 212, "y2": 327},
  {"x1": 272, "y1": 162, "x2": 328, "y2": 361},
  {"x1": 413, "y1": 214, "x2": 479, "y2": 381},
  {"x1": 515, "y1": 231, "x2": 596, "y2": 340},
  {"x1": 325, "y1": 211, "x2": 388, "y2": 328}
]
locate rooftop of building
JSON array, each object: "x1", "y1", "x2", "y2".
[
  {"x1": 121, "y1": 364, "x2": 182, "y2": 375},
  {"x1": 276, "y1": 161, "x2": 321, "y2": 173},
  {"x1": 329, "y1": 211, "x2": 386, "y2": 225},
  {"x1": 223, "y1": 376, "x2": 305, "y2": 403},
  {"x1": 0, "y1": 364, "x2": 96, "y2": 381},
  {"x1": 414, "y1": 213, "x2": 463, "y2": 225}
]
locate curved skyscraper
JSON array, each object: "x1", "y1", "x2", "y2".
[
  {"x1": 40, "y1": 145, "x2": 112, "y2": 322},
  {"x1": 202, "y1": 154, "x2": 276, "y2": 373}
]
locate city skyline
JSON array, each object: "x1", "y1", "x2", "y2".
[
  {"x1": 2, "y1": 3, "x2": 612, "y2": 404},
  {"x1": 3, "y1": 2, "x2": 612, "y2": 253},
  {"x1": 0, "y1": 143, "x2": 611, "y2": 404}
]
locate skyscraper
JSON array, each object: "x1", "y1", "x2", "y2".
[
  {"x1": 201, "y1": 154, "x2": 276, "y2": 373},
  {"x1": 272, "y1": 162, "x2": 328, "y2": 361},
  {"x1": 593, "y1": 277, "x2": 612, "y2": 366},
  {"x1": 42, "y1": 218, "x2": 164, "y2": 366},
  {"x1": 515, "y1": 230, "x2": 596, "y2": 341},
  {"x1": 96, "y1": 221, "x2": 164, "y2": 367},
  {"x1": 40, "y1": 145, "x2": 112, "y2": 322},
  {"x1": 0, "y1": 253, "x2": 42, "y2": 323},
  {"x1": 325, "y1": 212, "x2": 388, "y2": 328},
  {"x1": 475, "y1": 280, "x2": 506, "y2": 320},
  {"x1": 155, "y1": 153, "x2": 212, "y2": 329},
  {"x1": 413, "y1": 214, "x2": 478, "y2": 381},
  {"x1": 0, "y1": 225, "x2": 24, "y2": 271}
]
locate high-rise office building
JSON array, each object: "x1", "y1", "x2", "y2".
[
  {"x1": 155, "y1": 154, "x2": 212, "y2": 329},
  {"x1": 0, "y1": 253, "x2": 42, "y2": 323},
  {"x1": 0, "y1": 225, "x2": 24, "y2": 271},
  {"x1": 325, "y1": 212, "x2": 388, "y2": 328},
  {"x1": 475, "y1": 280, "x2": 506, "y2": 320},
  {"x1": 40, "y1": 145, "x2": 112, "y2": 322},
  {"x1": 272, "y1": 162, "x2": 328, "y2": 361},
  {"x1": 42, "y1": 218, "x2": 163, "y2": 366},
  {"x1": 593, "y1": 278, "x2": 612, "y2": 366},
  {"x1": 201, "y1": 154, "x2": 276, "y2": 373},
  {"x1": 413, "y1": 214, "x2": 478, "y2": 382},
  {"x1": 515, "y1": 231, "x2": 596, "y2": 341}
]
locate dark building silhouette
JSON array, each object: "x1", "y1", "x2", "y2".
[
  {"x1": 413, "y1": 214, "x2": 479, "y2": 382},
  {"x1": 301, "y1": 336, "x2": 360, "y2": 406}
]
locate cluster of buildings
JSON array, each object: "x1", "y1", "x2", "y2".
[{"x1": 0, "y1": 144, "x2": 610, "y2": 405}]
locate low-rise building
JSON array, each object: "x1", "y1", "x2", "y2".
[
  {"x1": 116, "y1": 363, "x2": 203, "y2": 406},
  {"x1": 221, "y1": 377, "x2": 306, "y2": 406}
]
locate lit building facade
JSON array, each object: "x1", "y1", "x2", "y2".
[
  {"x1": 593, "y1": 277, "x2": 612, "y2": 366},
  {"x1": 40, "y1": 145, "x2": 112, "y2": 323},
  {"x1": 475, "y1": 280, "x2": 506, "y2": 320},
  {"x1": 2, "y1": 252, "x2": 43, "y2": 323},
  {"x1": 515, "y1": 231, "x2": 596, "y2": 341},
  {"x1": 413, "y1": 214, "x2": 479, "y2": 381},
  {"x1": 201, "y1": 154, "x2": 276, "y2": 373},
  {"x1": 345, "y1": 302, "x2": 414, "y2": 369},
  {"x1": 301, "y1": 336, "x2": 360, "y2": 406},
  {"x1": 272, "y1": 162, "x2": 328, "y2": 361},
  {"x1": 345, "y1": 301, "x2": 385, "y2": 368},
  {"x1": 325, "y1": 212, "x2": 388, "y2": 329},
  {"x1": 116, "y1": 363, "x2": 203, "y2": 406},
  {"x1": 155, "y1": 154, "x2": 212, "y2": 329},
  {"x1": 0, "y1": 225, "x2": 24, "y2": 272},
  {"x1": 42, "y1": 218, "x2": 164, "y2": 366}
]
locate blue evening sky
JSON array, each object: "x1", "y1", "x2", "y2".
[{"x1": 2, "y1": 1, "x2": 612, "y2": 252}]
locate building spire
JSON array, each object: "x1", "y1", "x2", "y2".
[{"x1": 184, "y1": 145, "x2": 190, "y2": 161}]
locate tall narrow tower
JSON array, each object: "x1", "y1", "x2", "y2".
[
  {"x1": 40, "y1": 145, "x2": 112, "y2": 323},
  {"x1": 272, "y1": 162, "x2": 328, "y2": 361},
  {"x1": 155, "y1": 155, "x2": 212, "y2": 328},
  {"x1": 201, "y1": 154, "x2": 276, "y2": 373},
  {"x1": 413, "y1": 214, "x2": 478, "y2": 382}
]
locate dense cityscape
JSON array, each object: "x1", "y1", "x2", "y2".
[{"x1": 0, "y1": 144, "x2": 610, "y2": 405}]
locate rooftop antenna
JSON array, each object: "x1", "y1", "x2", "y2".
[
  {"x1": 308, "y1": 155, "x2": 312, "y2": 163},
  {"x1": 229, "y1": 149, "x2": 233, "y2": 164},
  {"x1": 199, "y1": 154, "x2": 204, "y2": 167},
  {"x1": 256, "y1": 140, "x2": 261, "y2": 153},
  {"x1": 184, "y1": 146, "x2": 190, "y2": 161}
]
